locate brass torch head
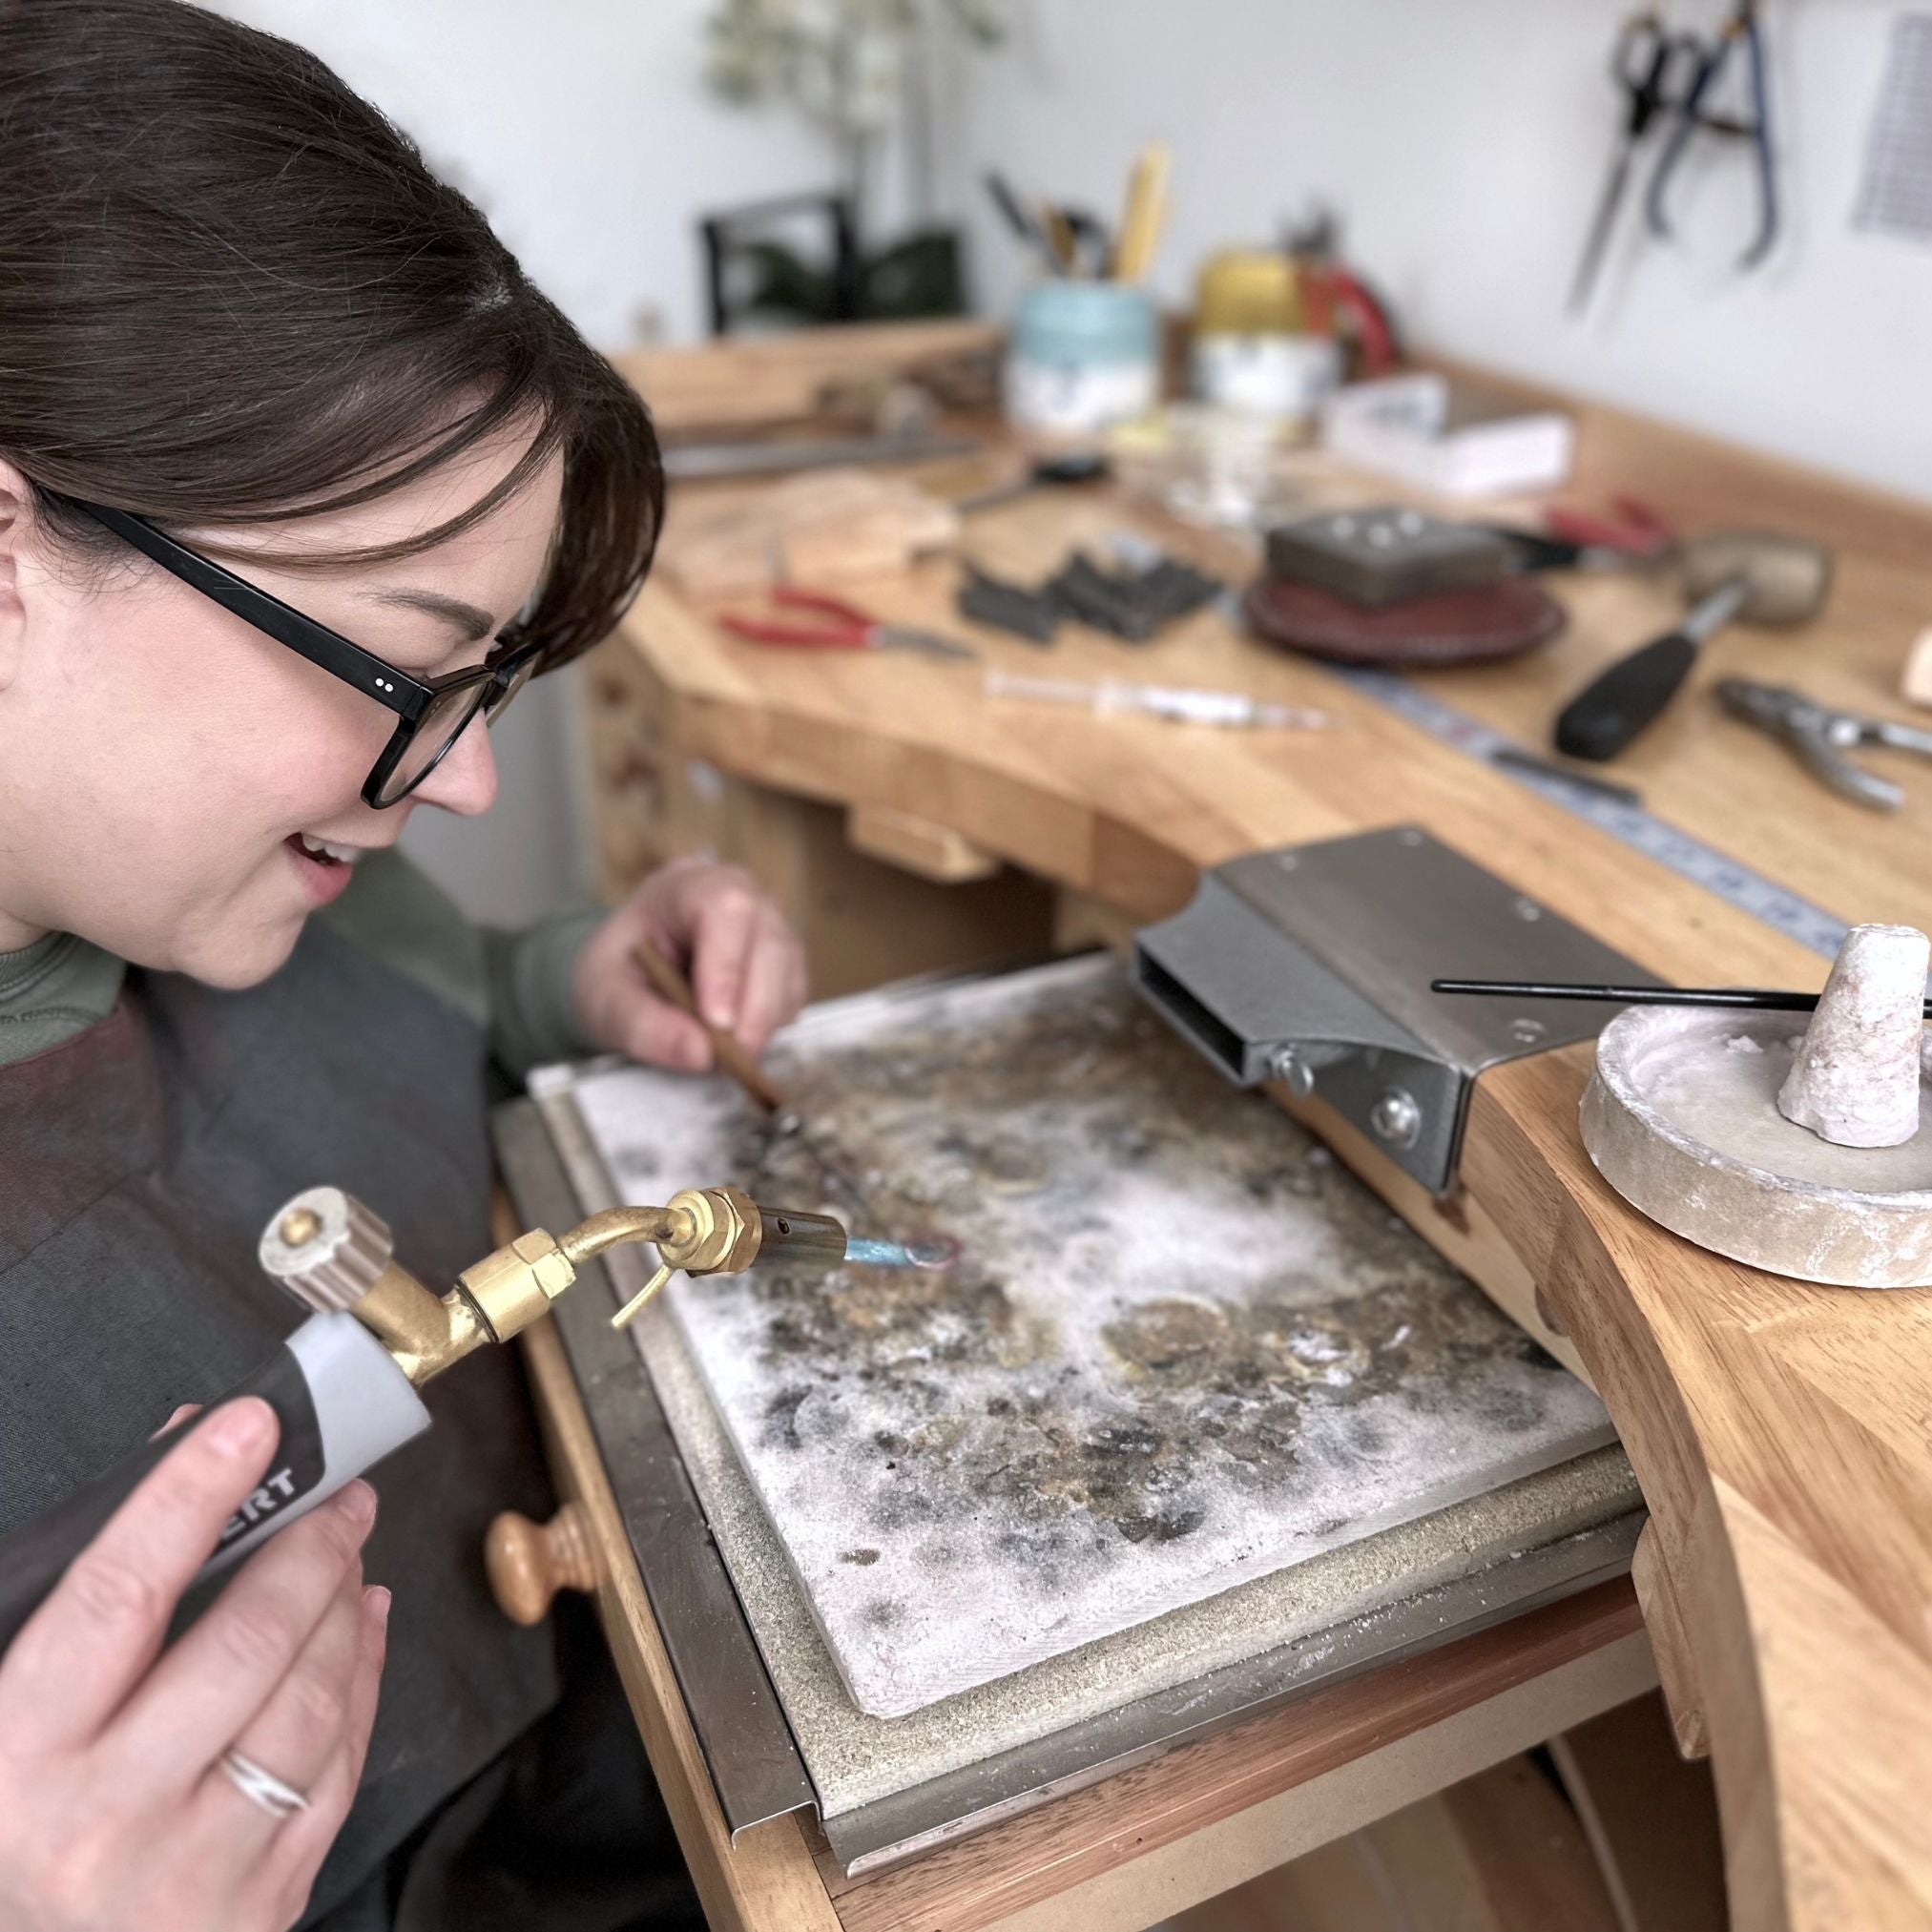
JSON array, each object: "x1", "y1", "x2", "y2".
[
  {"x1": 262, "y1": 1184, "x2": 851, "y2": 1366},
  {"x1": 601, "y1": 1189, "x2": 846, "y2": 1331},
  {"x1": 657, "y1": 1186, "x2": 762, "y2": 1277}
]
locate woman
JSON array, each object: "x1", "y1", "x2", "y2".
[{"x1": 0, "y1": 1, "x2": 805, "y2": 1925}]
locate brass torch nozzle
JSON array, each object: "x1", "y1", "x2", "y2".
[
  {"x1": 471, "y1": 1188, "x2": 788, "y2": 1338},
  {"x1": 589, "y1": 1188, "x2": 849, "y2": 1332},
  {"x1": 603, "y1": 1187, "x2": 762, "y2": 1329}
]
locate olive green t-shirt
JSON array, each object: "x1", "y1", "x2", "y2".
[{"x1": 0, "y1": 850, "x2": 603, "y2": 1079}]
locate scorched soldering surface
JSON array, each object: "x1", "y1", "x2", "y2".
[{"x1": 571, "y1": 955, "x2": 1613, "y2": 1717}]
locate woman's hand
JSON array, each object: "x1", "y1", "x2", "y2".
[
  {"x1": 571, "y1": 858, "x2": 807, "y2": 1071},
  {"x1": 0, "y1": 1399, "x2": 388, "y2": 1932}
]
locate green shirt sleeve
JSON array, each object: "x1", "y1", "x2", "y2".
[
  {"x1": 322, "y1": 848, "x2": 603, "y2": 1081},
  {"x1": 478, "y1": 904, "x2": 606, "y2": 1082},
  {"x1": 0, "y1": 930, "x2": 126, "y2": 1065}
]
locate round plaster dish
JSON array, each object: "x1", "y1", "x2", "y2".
[{"x1": 1580, "y1": 1006, "x2": 1932, "y2": 1289}]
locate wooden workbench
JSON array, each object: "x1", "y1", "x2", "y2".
[{"x1": 561, "y1": 360, "x2": 1932, "y2": 1932}]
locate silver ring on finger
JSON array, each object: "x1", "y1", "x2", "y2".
[{"x1": 218, "y1": 1747, "x2": 311, "y2": 1820}]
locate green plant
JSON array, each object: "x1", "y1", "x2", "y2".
[{"x1": 702, "y1": 0, "x2": 1006, "y2": 217}]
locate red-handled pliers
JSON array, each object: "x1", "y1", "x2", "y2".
[
  {"x1": 717, "y1": 586, "x2": 978, "y2": 662},
  {"x1": 1544, "y1": 495, "x2": 1677, "y2": 558}
]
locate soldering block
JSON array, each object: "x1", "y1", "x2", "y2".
[
  {"x1": 571, "y1": 955, "x2": 1614, "y2": 1720},
  {"x1": 1264, "y1": 506, "x2": 1513, "y2": 609}
]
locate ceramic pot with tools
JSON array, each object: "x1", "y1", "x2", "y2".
[{"x1": 1004, "y1": 280, "x2": 1159, "y2": 446}]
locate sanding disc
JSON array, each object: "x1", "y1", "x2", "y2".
[{"x1": 1242, "y1": 573, "x2": 1567, "y2": 669}]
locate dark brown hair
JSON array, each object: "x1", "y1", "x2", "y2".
[{"x1": 0, "y1": 0, "x2": 662, "y2": 671}]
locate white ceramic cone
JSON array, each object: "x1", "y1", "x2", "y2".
[{"x1": 1777, "y1": 924, "x2": 1930, "y2": 1148}]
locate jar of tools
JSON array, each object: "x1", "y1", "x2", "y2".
[{"x1": 1003, "y1": 280, "x2": 1159, "y2": 445}]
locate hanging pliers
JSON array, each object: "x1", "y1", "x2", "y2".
[
  {"x1": 1717, "y1": 678, "x2": 1932, "y2": 811},
  {"x1": 1644, "y1": 0, "x2": 1777, "y2": 269}
]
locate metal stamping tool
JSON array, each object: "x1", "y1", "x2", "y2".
[{"x1": 1716, "y1": 676, "x2": 1932, "y2": 810}]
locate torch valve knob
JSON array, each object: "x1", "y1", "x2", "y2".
[{"x1": 259, "y1": 1186, "x2": 395, "y2": 1314}]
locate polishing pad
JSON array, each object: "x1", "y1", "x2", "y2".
[{"x1": 1242, "y1": 572, "x2": 1567, "y2": 668}]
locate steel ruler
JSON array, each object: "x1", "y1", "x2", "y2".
[{"x1": 1331, "y1": 667, "x2": 1847, "y2": 960}]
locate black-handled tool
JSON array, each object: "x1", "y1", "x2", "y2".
[
  {"x1": 1644, "y1": 2, "x2": 1778, "y2": 270},
  {"x1": 1553, "y1": 596, "x2": 1734, "y2": 761},
  {"x1": 0, "y1": 1181, "x2": 861, "y2": 1655},
  {"x1": 1552, "y1": 530, "x2": 1833, "y2": 762},
  {"x1": 1568, "y1": 13, "x2": 1704, "y2": 315}
]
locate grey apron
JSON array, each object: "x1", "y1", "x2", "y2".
[{"x1": 0, "y1": 920, "x2": 561, "y2": 1922}]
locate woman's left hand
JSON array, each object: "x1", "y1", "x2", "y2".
[{"x1": 571, "y1": 859, "x2": 807, "y2": 1072}]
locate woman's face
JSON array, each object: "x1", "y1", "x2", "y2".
[{"x1": 0, "y1": 428, "x2": 564, "y2": 986}]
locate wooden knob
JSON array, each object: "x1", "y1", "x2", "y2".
[
  {"x1": 486, "y1": 1503, "x2": 598, "y2": 1626},
  {"x1": 597, "y1": 742, "x2": 658, "y2": 791}
]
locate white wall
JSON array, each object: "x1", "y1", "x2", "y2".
[
  {"x1": 219, "y1": 0, "x2": 845, "y2": 925},
  {"x1": 222, "y1": 0, "x2": 837, "y2": 347},
  {"x1": 210, "y1": 0, "x2": 1930, "y2": 926},
  {"x1": 953, "y1": 0, "x2": 1931, "y2": 501}
]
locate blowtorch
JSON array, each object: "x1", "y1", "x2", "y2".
[{"x1": 0, "y1": 1181, "x2": 890, "y2": 1651}]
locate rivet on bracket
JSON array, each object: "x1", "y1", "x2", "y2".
[
  {"x1": 1369, "y1": 1088, "x2": 1423, "y2": 1148},
  {"x1": 1268, "y1": 1047, "x2": 1316, "y2": 1099}
]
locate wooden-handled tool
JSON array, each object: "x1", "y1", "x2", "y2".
[
  {"x1": 1112, "y1": 140, "x2": 1171, "y2": 282},
  {"x1": 632, "y1": 937, "x2": 788, "y2": 1115}
]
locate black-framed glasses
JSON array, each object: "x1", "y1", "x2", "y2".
[{"x1": 61, "y1": 496, "x2": 544, "y2": 808}]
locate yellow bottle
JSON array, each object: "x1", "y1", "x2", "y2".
[{"x1": 1191, "y1": 249, "x2": 1340, "y2": 426}]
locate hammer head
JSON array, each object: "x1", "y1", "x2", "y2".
[{"x1": 1680, "y1": 530, "x2": 1834, "y2": 627}]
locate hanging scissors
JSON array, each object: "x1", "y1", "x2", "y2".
[
  {"x1": 1644, "y1": 1, "x2": 1777, "y2": 270},
  {"x1": 1568, "y1": 10, "x2": 1706, "y2": 314},
  {"x1": 717, "y1": 586, "x2": 979, "y2": 662}
]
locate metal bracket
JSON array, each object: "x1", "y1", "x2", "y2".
[{"x1": 1132, "y1": 825, "x2": 1662, "y2": 1194}]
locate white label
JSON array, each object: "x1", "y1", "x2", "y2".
[
  {"x1": 1193, "y1": 335, "x2": 1341, "y2": 418},
  {"x1": 1005, "y1": 357, "x2": 1158, "y2": 434}
]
